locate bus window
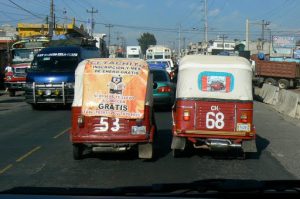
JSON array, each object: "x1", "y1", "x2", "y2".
[{"x1": 154, "y1": 55, "x2": 163, "y2": 59}]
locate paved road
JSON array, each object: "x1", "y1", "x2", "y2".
[{"x1": 0, "y1": 94, "x2": 299, "y2": 191}]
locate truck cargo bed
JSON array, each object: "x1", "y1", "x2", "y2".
[{"x1": 254, "y1": 59, "x2": 300, "y2": 79}]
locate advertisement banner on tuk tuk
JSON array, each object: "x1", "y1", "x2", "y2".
[{"x1": 81, "y1": 59, "x2": 149, "y2": 119}]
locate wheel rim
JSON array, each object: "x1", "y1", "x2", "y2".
[
  {"x1": 278, "y1": 83, "x2": 285, "y2": 88},
  {"x1": 279, "y1": 82, "x2": 286, "y2": 89}
]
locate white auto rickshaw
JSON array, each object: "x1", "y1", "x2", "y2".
[{"x1": 171, "y1": 55, "x2": 257, "y2": 158}]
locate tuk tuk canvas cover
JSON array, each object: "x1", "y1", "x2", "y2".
[{"x1": 81, "y1": 59, "x2": 149, "y2": 119}]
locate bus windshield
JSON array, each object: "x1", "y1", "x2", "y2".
[
  {"x1": 12, "y1": 49, "x2": 35, "y2": 64},
  {"x1": 31, "y1": 53, "x2": 79, "y2": 72}
]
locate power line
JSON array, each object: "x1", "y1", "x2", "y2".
[
  {"x1": 8, "y1": 0, "x2": 43, "y2": 19},
  {"x1": 86, "y1": 7, "x2": 98, "y2": 36}
]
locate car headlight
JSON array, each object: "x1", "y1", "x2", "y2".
[{"x1": 65, "y1": 82, "x2": 74, "y2": 89}]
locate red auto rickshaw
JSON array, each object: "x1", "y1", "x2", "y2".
[
  {"x1": 71, "y1": 58, "x2": 156, "y2": 159},
  {"x1": 171, "y1": 55, "x2": 257, "y2": 158}
]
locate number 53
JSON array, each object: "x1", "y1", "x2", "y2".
[{"x1": 99, "y1": 117, "x2": 120, "y2": 132}]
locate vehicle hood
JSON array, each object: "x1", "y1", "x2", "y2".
[{"x1": 26, "y1": 72, "x2": 74, "y2": 83}]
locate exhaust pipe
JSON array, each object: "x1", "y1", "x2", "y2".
[{"x1": 194, "y1": 139, "x2": 241, "y2": 152}]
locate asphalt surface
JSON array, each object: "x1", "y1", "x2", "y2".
[{"x1": 0, "y1": 92, "x2": 299, "y2": 192}]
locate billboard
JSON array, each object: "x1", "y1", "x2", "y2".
[
  {"x1": 272, "y1": 36, "x2": 295, "y2": 56},
  {"x1": 272, "y1": 36, "x2": 295, "y2": 48}
]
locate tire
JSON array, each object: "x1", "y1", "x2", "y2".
[
  {"x1": 9, "y1": 90, "x2": 16, "y2": 97},
  {"x1": 73, "y1": 144, "x2": 84, "y2": 160},
  {"x1": 278, "y1": 79, "x2": 289, "y2": 89},
  {"x1": 264, "y1": 78, "x2": 277, "y2": 86}
]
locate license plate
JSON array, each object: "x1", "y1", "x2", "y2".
[
  {"x1": 131, "y1": 126, "x2": 146, "y2": 135},
  {"x1": 45, "y1": 98, "x2": 55, "y2": 102},
  {"x1": 236, "y1": 123, "x2": 250, "y2": 132}
]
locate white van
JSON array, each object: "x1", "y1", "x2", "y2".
[{"x1": 126, "y1": 46, "x2": 142, "y2": 59}]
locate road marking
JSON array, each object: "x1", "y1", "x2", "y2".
[
  {"x1": 53, "y1": 127, "x2": 70, "y2": 139},
  {"x1": 16, "y1": 146, "x2": 41, "y2": 162},
  {"x1": 0, "y1": 164, "x2": 13, "y2": 175}
]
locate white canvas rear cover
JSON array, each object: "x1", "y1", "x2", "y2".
[
  {"x1": 177, "y1": 55, "x2": 253, "y2": 100},
  {"x1": 74, "y1": 58, "x2": 149, "y2": 119}
]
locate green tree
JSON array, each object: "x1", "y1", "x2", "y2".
[{"x1": 137, "y1": 32, "x2": 157, "y2": 55}]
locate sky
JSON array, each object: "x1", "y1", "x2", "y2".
[{"x1": 0, "y1": 0, "x2": 299, "y2": 48}]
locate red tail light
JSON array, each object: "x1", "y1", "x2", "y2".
[
  {"x1": 157, "y1": 86, "x2": 171, "y2": 93},
  {"x1": 240, "y1": 113, "x2": 248, "y2": 123},
  {"x1": 183, "y1": 110, "x2": 190, "y2": 121}
]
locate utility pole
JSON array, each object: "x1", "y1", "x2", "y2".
[
  {"x1": 245, "y1": 19, "x2": 270, "y2": 51},
  {"x1": 178, "y1": 24, "x2": 181, "y2": 57},
  {"x1": 204, "y1": 0, "x2": 208, "y2": 43},
  {"x1": 219, "y1": 34, "x2": 228, "y2": 51},
  {"x1": 105, "y1": 24, "x2": 114, "y2": 56},
  {"x1": 246, "y1": 19, "x2": 249, "y2": 50},
  {"x1": 86, "y1": 7, "x2": 98, "y2": 37},
  {"x1": 63, "y1": 8, "x2": 67, "y2": 34},
  {"x1": 261, "y1": 20, "x2": 270, "y2": 50},
  {"x1": 182, "y1": 37, "x2": 186, "y2": 56},
  {"x1": 49, "y1": 0, "x2": 54, "y2": 37}
]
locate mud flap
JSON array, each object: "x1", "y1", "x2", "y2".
[
  {"x1": 138, "y1": 143, "x2": 153, "y2": 159},
  {"x1": 171, "y1": 136, "x2": 186, "y2": 150},
  {"x1": 242, "y1": 139, "x2": 257, "y2": 153}
]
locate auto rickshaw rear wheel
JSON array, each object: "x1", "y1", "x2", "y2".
[{"x1": 73, "y1": 144, "x2": 84, "y2": 160}]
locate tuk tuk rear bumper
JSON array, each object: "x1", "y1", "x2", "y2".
[
  {"x1": 173, "y1": 128, "x2": 256, "y2": 140},
  {"x1": 71, "y1": 132, "x2": 154, "y2": 144},
  {"x1": 172, "y1": 129, "x2": 257, "y2": 152}
]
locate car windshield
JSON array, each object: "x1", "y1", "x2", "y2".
[
  {"x1": 1, "y1": 0, "x2": 300, "y2": 196},
  {"x1": 151, "y1": 70, "x2": 169, "y2": 82},
  {"x1": 31, "y1": 53, "x2": 79, "y2": 72}
]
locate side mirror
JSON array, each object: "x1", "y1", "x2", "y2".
[{"x1": 153, "y1": 82, "x2": 158, "y2": 89}]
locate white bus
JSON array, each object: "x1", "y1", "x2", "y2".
[
  {"x1": 146, "y1": 45, "x2": 172, "y2": 60},
  {"x1": 126, "y1": 46, "x2": 142, "y2": 58}
]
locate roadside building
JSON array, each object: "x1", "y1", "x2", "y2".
[{"x1": 17, "y1": 18, "x2": 89, "y2": 38}]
